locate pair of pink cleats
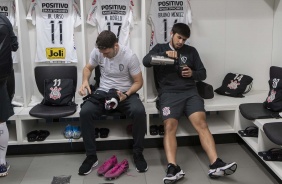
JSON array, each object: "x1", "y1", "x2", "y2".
[{"x1": 97, "y1": 155, "x2": 129, "y2": 180}]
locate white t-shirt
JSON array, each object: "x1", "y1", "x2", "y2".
[
  {"x1": 26, "y1": 0, "x2": 82, "y2": 63},
  {"x1": 148, "y1": 0, "x2": 192, "y2": 49},
  {"x1": 89, "y1": 45, "x2": 141, "y2": 92},
  {"x1": 0, "y1": 0, "x2": 18, "y2": 63},
  {"x1": 87, "y1": 0, "x2": 134, "y2": 48}
]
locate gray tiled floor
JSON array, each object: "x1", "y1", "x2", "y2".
[{"x1": 1, "y1": 143, "x2": 280, "y2": 184}]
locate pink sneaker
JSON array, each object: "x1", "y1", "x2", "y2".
[
  {"x1": 97, "y1": 155, "x2": 118, "y2": 176},
  {"x1": 104, "y1": 159, "x2": 129, "y2": 180}
]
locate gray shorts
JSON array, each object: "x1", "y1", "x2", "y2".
[
  {"x1": 159, "y1": 91, "x2": 205, "y2": 121},
  {"x1": 0, "y1": 80, "x2": 14, "y2": 122}
]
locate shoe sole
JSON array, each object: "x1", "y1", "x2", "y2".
[
  {"x1": 72, "y1": 134, "x2": 81, "y2": 139},
  {"x1": 209, "y1": 162, "x2": 237, "y2": 178},
  {"x1": 0, "y1": 165, "x2": 10, "y2": 177},
  {"x1": 136, "y1": 166, "x2": 148, "y2": 173},
  {"x1": 78, "y1": 160, "x2": 98, "y2": 175},
  {"x1": 0, "y1": 172, "x2": 8, "y2": 177},
  {"x1": 163, "y1": 170, "x2": 185, "y2": 184}
]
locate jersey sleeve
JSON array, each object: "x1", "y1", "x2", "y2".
[
  {"x1": 26, "y1": 0, "x2": 37, "y2": 25},
  {"x1": 128, "y1": 0, "x2": 135, "y2": 29},
  {"x1": 147, "y1": 1, "x2": 153, "y2": 26},
  {"x1": 86, "y1": 0, "x2": 98, "y2": 26},
  {"x1": 147, "y1": 1, "x2": 156, "y2": 49},
  {"x1": 73, "y1": 0, "x2": 82, "y2": 28},
  {"x1": 128, "y1": 54, "x2": 141, "y2": 76},
  {"x1": 186, "y1": 0, "x2": 192, "y2": 25},
  {"x1": 89, "y1": 48, "x2": 99, "y2": 67},
  {"x1": 12, "y1": 0, "x2": 18, "y2": 29}
]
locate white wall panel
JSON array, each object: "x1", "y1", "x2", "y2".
[{"x1": 225, "y1": 0, "x2": 274, "y2": 90}]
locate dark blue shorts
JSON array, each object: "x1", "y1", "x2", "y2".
[
  {"x1": 159, "y1": 90, "x2": 205, "y2": 121},
  {"x1": 0, "y1": 80, "x2": 14, "y2": 122}
]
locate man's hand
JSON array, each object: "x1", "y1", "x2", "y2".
[
  {"x1": 166, "y1": 51, "x2": 178, "y2": 59},
  {"x1": 181, "y1": 66, "x2": 193, "y2": 78},
  {"x1": 78, "y1": 82, "x2": 91, "y2": 96},
  {"x1": 117, "y1": 91, "x2": 128, "y2": 102}
]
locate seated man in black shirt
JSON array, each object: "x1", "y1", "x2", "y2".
[{"x1": 143, "y1": 23, "x2": 237, "y2": 184}]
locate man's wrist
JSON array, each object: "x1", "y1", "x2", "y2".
[{"x1": 123, "y1": 92, "x2": 129, "y2": 99}]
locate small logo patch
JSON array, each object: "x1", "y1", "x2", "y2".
[
  {"x1": 49, "y1": 86, "x2": 62, "y2": 100},
  {"x1": 46, "y1": 47, "x2": 66, "y2": 59},
  {"x1": 227, "y1": 80, "x2": 240, "y2": 89},
  {"x1": 267, "y1": 89, "x2": 276, "y2": 103},
  {"x1": 162, "y1": 107, "x2": 171, "y2": 116},
  {"x1": 119, "y1": 64, "x2": 124, "y2": 71}
]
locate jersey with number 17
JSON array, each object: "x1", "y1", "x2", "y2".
[
  {"x1": 87, "y1": 0, "x2": 134, "y2": 48},
  {"x1": 26, "y1": 0, "x2": 81, "y2": 62}
]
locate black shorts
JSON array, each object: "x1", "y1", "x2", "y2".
[
  {"x1": 159, "y1": 90, "x2": 205, "y2": 121},
  {"x1": 0, "y1": 80, "x2": 14, "y2": 122}
]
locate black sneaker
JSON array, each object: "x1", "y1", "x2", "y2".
[
  {"x1": 208, "y1": 158, "x2": 237, "y2": 178},
  {"x1": 78, "y1": 155, "x2": 98, "y2": 175},
  {"x1": 163, "y1": 163, "x2": 185, "y2": 184},
  {"x1": 133, "y1": 152, "x2": 148, "y2": 172}
]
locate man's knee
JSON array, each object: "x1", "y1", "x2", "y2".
[
  {"x1": 80, "y1": 102, "x2": 101, "y2": 119},
  {"x1": 164, "y1": 120, "x2": 178, "y2": 133},
  {"x1": 195, "y1": 119, "x2": 209, "y2": 130},
  {"x1": 131, "y1": 105, "x2": 146, "y2": 117},
  {"x1": 79, "y1": 106, "x2": 91, "y2": 118}
]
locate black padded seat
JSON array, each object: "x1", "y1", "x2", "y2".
[
  {"x1": 239, "y1": 66, "x2": 282, "y2": 120},
  {"x1": 239, "y1": 103, "x2": 279, "y2": 120},
  {"x1": 29, "y1": 104, "x2": 77, "y2": 119},
  {"x1": 263, "y1": 122, "x2": 282, "y2": 145},
  {"x1": 29, "y1": 66, "x2": 77, "y2": 119}
]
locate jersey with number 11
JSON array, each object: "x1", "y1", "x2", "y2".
[{"x1": 27, "y1": 0, "x2": 81, "y2": 62}]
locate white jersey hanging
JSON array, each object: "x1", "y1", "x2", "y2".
[
  {"x1": 87, "y1": 0, "x2": 135, "y2": 48},
  {"x1": 27, "y1": 0, "x2": 82, "y2": 63},
  {"x1": 0, "y1": 0, "x2": 18, "y2": 63},
  {"x1": 148, "y1": 0, "x2": 192, "y2": 49},
  {"x1": 0, "y1": 0, "x2": 15, "y2": 26}
]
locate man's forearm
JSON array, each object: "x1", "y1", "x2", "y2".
[
  {"x1": 82, "y1": 66, "x2": 92, "y2": 83},
  {"x1": 126, "y1": 81, "x2": 143, "y2": 96}
]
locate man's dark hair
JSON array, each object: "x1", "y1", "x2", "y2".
[
  {"x1": 96, "y1": 30, "x2": 118, "y2": 49},
  {"x1": 171, "y1": 23, "x2": 190, "y2": 38}
]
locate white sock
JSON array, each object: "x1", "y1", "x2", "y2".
[{"x1": 0, "y1": 122, "x2": 9, "y2": 165}]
